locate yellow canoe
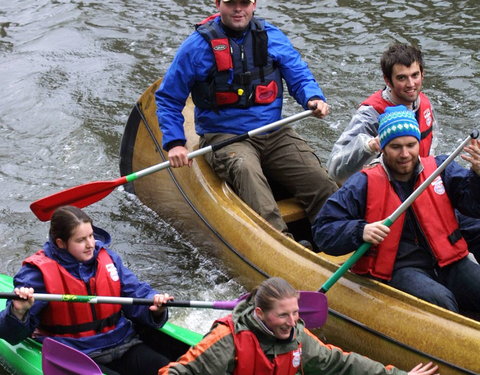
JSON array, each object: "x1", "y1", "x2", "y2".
[{"x1": 119, "y1": 79, "x2": 480, "y2": 375}]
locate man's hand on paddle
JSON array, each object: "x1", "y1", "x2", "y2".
[
  {"x1": 168, "y1": 146, "x2": 192, "y2": 168},
  {"x1": 308, "y1": 99, "x2": 330, "y2": 119},
  {"x1": 461, "y1": 138, "x2": 480, "y2": 176},
  {"x1": 363, "y1": 221, "x2": 390, "y2": 245}
]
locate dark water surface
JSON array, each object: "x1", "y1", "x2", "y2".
[{"x1": 0, "y1": 0, "x2": 479, "y2": 372}]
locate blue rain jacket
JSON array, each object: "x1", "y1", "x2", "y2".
[
  {"x1": 155, "y1": 16, "x2": 325, "y2": 151},
  {"x1": 0, "y1": 226, "x2": 168, "y2": 355}
]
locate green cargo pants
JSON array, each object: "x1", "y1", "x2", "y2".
[{"x1": 200, "y1": 126, "x2": 338, "y2": 235}]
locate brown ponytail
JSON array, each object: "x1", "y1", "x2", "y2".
[{"x1": 251, "y1": 277, "x2": 299, "y2": 312}]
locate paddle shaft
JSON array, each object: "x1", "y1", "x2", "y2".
[
  {"x1": 0, "y1": 292, "x2": 237, "y2": 308},
  {"x1": 128, "y1": 109, "x2": 313, "y2": 180},
  {"x1": 2, "y1": 289, "x2": 328, "y2": 328},
  {"x1": 319, "y1": 130, "x2": 479, "y2": 293},
  {"x1": 30, "y1": 110, "x2": 313, "y2": 221}
]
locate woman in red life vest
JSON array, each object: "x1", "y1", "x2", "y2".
[
  {"x1": 159, "y1": 277, "x2": 439, "y2": 375},
  {"x1": 0, "y1": 205, "x2": 174, "y2": 375}
]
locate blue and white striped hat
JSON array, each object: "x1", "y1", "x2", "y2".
[{"x1": 378, "y1": 105, "x2": 420, "y2": 149}]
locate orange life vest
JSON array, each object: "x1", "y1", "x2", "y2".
[
  {"x1": 23, "y1": 249, "x2": 122, "y2": 338},
  {"x1": 215, "y1": 315, "x2": 302, "y2": 375},
  {"x1": 362, "y1": 90, "x2": 434, "y2": 156},
  {"x1": 355, "y1": 156, "x2": 468, "y2": 280}
]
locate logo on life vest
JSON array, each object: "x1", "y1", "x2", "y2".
[
  {"x1": 423, "y1": 108, "x2": 432, "y2": 127},
  {"x1": 292, "y1": 348, "x2": 302, "y2": 368},
  {"x1": 431, "y1": 176, "x2": 445, "y2": 195},
  {"x1": 105, "y1": 263, "x2": 119, "y2": 281},
  {"x1": 213, "y1": 44, "x2": 227, "y2": 51}
]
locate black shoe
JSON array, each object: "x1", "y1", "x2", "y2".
[{"x1": 298, "y1": 240, "x2": 313, "y2": 250}]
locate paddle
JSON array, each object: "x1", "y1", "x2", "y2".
[
  {"x1": 30, "y1": 110, "x2": 313, "y2": 221},
  {"x1": 42, "y1": 337, "x2": 102, "y2": 375},
  {"x1": 2, "y1": 289, "x2": 327, "y2": 329},
  {"x1": 319, "y1": 129, "x2": 479, "y2": 293}
]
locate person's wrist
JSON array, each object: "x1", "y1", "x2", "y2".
[{"x1": 11, "y1": 304, "x2": 27, "y2": 321}]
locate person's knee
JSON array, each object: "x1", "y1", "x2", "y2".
[
  {"x1": 390, "y1": 268, "x2": 459, "y2": 312},
  {"x1": 470, "y1": 248, "x2": 480, "y2": 264},
  {"x1": 229, "y1": 157, "x2": 265, "y2": 185},
  {"x1": 422, "y1": 288, "x2": 459, "y2": 312}
]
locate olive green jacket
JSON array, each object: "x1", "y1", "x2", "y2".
[{"x1": 159, "y1": 299, "x2": 408, "y2": 375}]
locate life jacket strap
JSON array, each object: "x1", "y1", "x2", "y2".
[
  {"x1": 420, "y1": 125, "x2": 433, "y2": 140},
  {"x1": 40, "y1": 311, "x2": 121, "y2": 335}
]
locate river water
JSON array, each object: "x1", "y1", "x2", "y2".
[{"x1": 0, "y1": 0, "x2": 479, "y2": 372}]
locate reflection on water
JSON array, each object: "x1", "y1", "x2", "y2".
[{"x1": 0, "y1": 0, "x2": 479, "y2": 372}]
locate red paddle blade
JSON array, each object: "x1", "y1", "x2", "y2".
[
  {"x1": 299, "y1": 291, "x2": 328, "y2": 329},
  {"x1": 30, "y1": 177, "x2": 127, "y2": 221},
  {"x1": 42, "y1": 337, "x2": 102, "y2": 375}
]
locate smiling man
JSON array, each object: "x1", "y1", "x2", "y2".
[
  {"x1": 313, "y1": 105, "x2": 480, "y2": 317},
  {"x1": 326, "y1": 43, "x2": 436, "y2": 185},
  {"x1": 325, "y1": 43, "x2": 480, "y2": 262}
]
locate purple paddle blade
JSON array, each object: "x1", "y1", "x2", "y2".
[
  {"x1": 298, "y1": 291, "x2": 328, "y2": 329},
  {"x1": 42, "y1": 337, "x2": 102, "y2": 375}
]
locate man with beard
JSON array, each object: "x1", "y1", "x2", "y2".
[{"x1": 314, "y1": 105, "x2": 480, "y2": 316}]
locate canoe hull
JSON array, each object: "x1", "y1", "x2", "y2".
[{"x1": 119, "y1": 79, "x2": 480, "y2": 375}]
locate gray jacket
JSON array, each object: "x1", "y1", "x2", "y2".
[{"x1": 326, "y1": 88, "x2": 439, "y2": 184}]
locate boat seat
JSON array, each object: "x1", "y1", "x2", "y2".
[{"x1": 277, "y1": 197, "x2": 306, "y2": 223}]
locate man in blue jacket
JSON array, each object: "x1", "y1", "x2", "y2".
[
  {"x1": 155, "y1": 0, "x2": 337, "y2": 239},
  {"x1": 313, "y1": 105, "x2": 480, "y2": 316}
]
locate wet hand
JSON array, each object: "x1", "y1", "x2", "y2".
[
  {"x1": 12, "y1": 287, "x2": 34, "y2": 321},
  {"x1": 363, "y1": 221, "x2": 390, "y2": 245},
  {"x1": 366, "y1": 137, "x2": 381, "y2": 153},
  {"x1": 168, "y1": 146, "x2": 192, "y2": 168},
  {"x1": 308, "y1": 99, "x2": 330, "y2": 119},
  {"x1": 461, "y1": 138, "x2": 480, "y2": 176},
  {"x1": 407, "y1": 362, "x2": 439, "y2": 375},
  {"x1": 150, "y1": 293, "x2": 174, "y2": 315}
]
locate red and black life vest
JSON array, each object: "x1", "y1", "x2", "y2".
[
  {"x1": 355, "y1": 156, "x2": 469, "y2": 280},
  {"x1": 215, "y1": 315, "x2": 302, "y2": 375},
  {"x1": 362, "y1": 90, "x2": 434, "y2": 156},
  {"x1": 191, "y1": 15, "x2": 283, "y2": 109},
  {"x1": 23, "y1": 249, "x2": 122, "y2": 338}
]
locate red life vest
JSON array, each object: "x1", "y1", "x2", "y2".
[
  {"x1": 362, "y1": 90, "x2": 434, "y2": 156},
  {"x1": 215, "y1": 315, "x2": 302, "y2": 375},
  {"x1": 23, "y1": 249, "x2": 122, "y2": 338},
  {"x1": 355, "y1": 156, "x2": 468, "y2": 280}
]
